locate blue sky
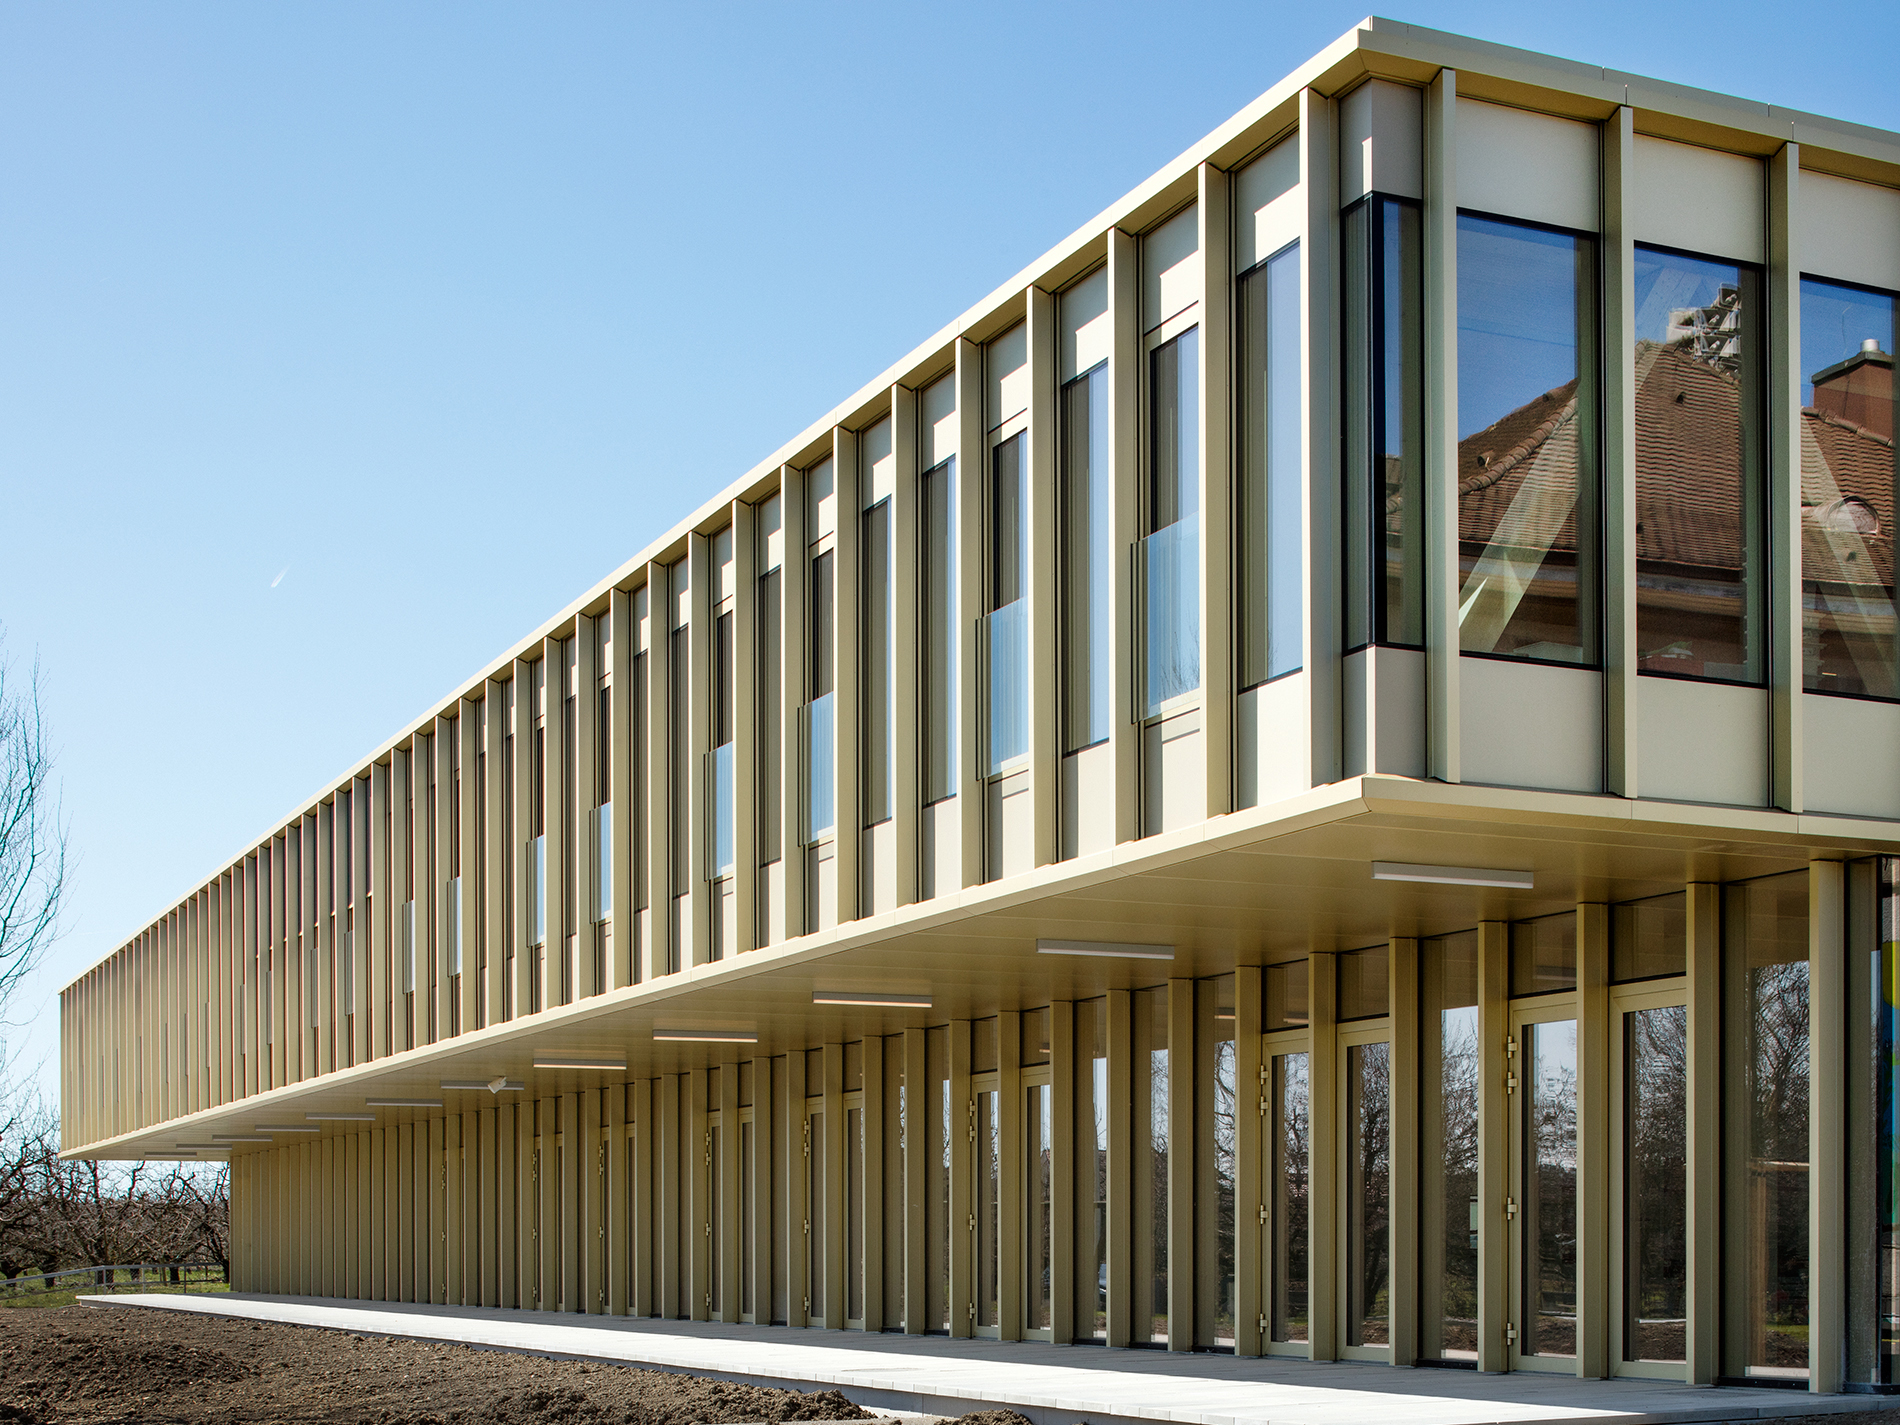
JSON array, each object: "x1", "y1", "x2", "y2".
[{"x1": 3, "y1": 0, "x2": 1896, "y2": 1110}]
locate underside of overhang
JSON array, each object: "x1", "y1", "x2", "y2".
[{"x1": 72, "y1": 774, "x2": 1899, "y2": 1162}]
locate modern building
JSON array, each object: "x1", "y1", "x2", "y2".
[{"x1": 57, "y1": 16, "x2": 1900, "y2": 1397}]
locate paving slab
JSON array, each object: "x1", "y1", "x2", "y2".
[{"x1": 79, "y1": 1294, "x2": 1888, "y2": 1425}]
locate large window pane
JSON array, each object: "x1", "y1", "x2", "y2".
[
  {"x1": 755, "y1": 566, "x2": 781, "y2": 865},
  {"x1": 987, "y1": 433, "x2": 1028, "y2": 773},
  {"x1": 1269, "y1": 1051, "x2": 1310, "y2": 1343},
  {"x1": 1512, "y1": 911, "x2": 1577, "y2": 996},
  {"x1": 1133, "y1": 985, "x2": 1170, "y2": 1344},
  {"x1": 1197, "y1": 976, "x2": 1237, "y2": 1347},
  {"x1": 710, "y1": 609, "x2": 734, "y2": 879},
  {"x1": 1063, "y1": 364, "x2": 1112, "y2": 750},
  {"x1": 1239, "y1": 241, "x2": 1305, "y2": 687},
  {"x1": 1799, "y1": 277, "x2": 1898, "y2": 700},
  {"x1": 1344, "y1": 196, "x2": 1424, "y2": 649},
  {"x1": 847, "y1": 1104, "x2": 864, "y2": 1322},
  {"x1": 1612, "y1": 891, "x2": 1686, "y2": 982},
  {"x1": 1347, "y1": 1039, "x2": 1391, "y2": 1347},
  {"x1": 1723, "y1": 871, "x2": 1810, "y2": 1377},
  {"x1": 1634, "y1": 246, "x2": 1764, "y2": 683},
  {"x1": 862, "y1": 498, "x2": 894, "y2": 821},
  {"x1": 1523, "y1": 1019, "x2": 1578, "y2": 1357},
  {"x1": 1081, "y1": 997, "x2": 1108, "y2": 1341},
  {"x1": 925, "y1": 1024, "x2": 949, "y2": 1332},
  {"x1": 921, "y1": 458, "x2": 957, "y2": 803},
  {"x1": 805, "y1": 549, "x2": 835, "y2": 842},
  {"x1": 977, "y1": 1086, "x2": 1000, "y2": 1328},
  {"x1": 1422, "y1": 931, "x2": 1479, "y2": 1361},
  {"x1": 1456, "y1": 214, "x2": 1600, "y2": 664},
  {"x1": 1028, "y1": 1082, "x2": 1053, "y2": 1332},
  {"x1": 1626, "y1": 1004, "x2": 1687, "y2": 1363},
  {"x1": 1145, "y1": 328, "x2": 1200, "y2": 714}
]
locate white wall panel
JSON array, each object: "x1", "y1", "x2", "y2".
[
  {"x1": 1235, "y1": 137, "x2": 1300, "y2": 273},
  {"x1": 861, "y1": 418, "x2": 894, "y2": 506},
  {"x1": 1236, "y1": 675, "x2": 1311, "y2": 809},
  {"x1": 1802, "y1": 693, "x2": 1900, "y2": 818},
  {"x1": 1060, "y1": 268, "x2": 1109, "y2": 383},
  {"x1": 1343, "y1": 647, "x2": 1427, "y2": 778},
  {"x1": 1060, "y1": 743, "x2": 1114, "y2": 859},
  {"x1": 1340, "y1": 80, "x2": 1422, "y2": 205},
  {"x1": 1459, "y1": 657, "x2": 1602, "y2": 793},
  {"x1": 1630, "y1": 136, "x2": 1764, "y2": 264},
  {"x1": 1142, "y1": 706, "x2": 1204, "y2": 834},
  {"x1": 986, "y1": 325, "x2": 1030, "y2": 431},
  {"x1": 921, "y1": 375, "x2": 957, "y2": 470},
  {"x1": 1456, "y1": 99, "x2": 1597, "y2": 232},
  {"x1": 1800, "y1": 170, "x2": 1900, "y2": 290},
  {"x1": 1142, "y1": 205, "x2": 1200, "y2": 332},
  {"x1": 1637, "y1": 676, "x2": 1767, "y2": 806}
]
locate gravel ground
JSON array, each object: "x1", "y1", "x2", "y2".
[{"x1": 0, "y1": 1305, "x2": 1034, "y2": 1425}]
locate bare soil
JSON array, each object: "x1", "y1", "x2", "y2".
[{"x1": 0, "y1": 1305, "x2": 1033, "y2": 1425}]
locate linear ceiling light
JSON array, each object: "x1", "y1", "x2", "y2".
[
  {"x1": 1036, "y1": 939, "x2": 1174, "y2": 960},
  {"x1": 255, "y1": 1125, "x2": 320, "y2": 1134},
  {"x1": 173, "y1": 1143, "x2": 223, "y2": 1150},
  {"x1": 812, "y1": 990, "x2": 933, "y2": 1008},
  {"x1": 1371, "y1": 861, "x2": 1534, "y2": 890},
  {"x1": 532, "y1": 1055, "x2": 630, "y2": 1069},
  {"x1": 651, "y1": 1029, "x2": 757, "y2": 1044},
  {"x1": 210, "y1": 1134, "x2": 273, "y2": 1143},
  {"x1": 440, "y1": 1078, "x2": 526, "y2": 1093},
  {"x1": 365, "y1": 1098, "x2": 443, "y2": 1109},
  {"x1": 306, "y1": 1113, "x2": 377, "y2": 1122}
]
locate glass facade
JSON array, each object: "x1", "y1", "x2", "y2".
[
  {"x1": 987, "y1": 432, "x2": 1029, "y2": 773},
  {"x1": 1062, "y1": 363, "x2": 1112, "y2": 751},
  {"x1": 1455, "y1": 213, "x2": 1599, "y2": 664},
  {"x1": 862, "y1": 497, "x2": 894, "y2": 822},
  {"x1": 1144, "y1": 329, "x2": 1200, "y2": 715},
  {"x1": 1633, "y1": 246, "x2": 1764, "y2": 684},
  {"x1": 1133, "y1": 985, "x2": 1170, "y2": 1344},
  {"x1": 1521, "y1": 1017, "x2": 1578, "y2": 1358},
  {"x1": 1238, "y1": 241, "x2": 1304, "y2": 688},
  {"x1": 1344, "y1": 195, "x2": 1424, "y2": 650},
  {"x1": 1800, "y1": 276, "x2": 1898, "y2": 700},
  {"x1": 1625, "y1": 1003, "x2": 1688, "y2": 1364}
]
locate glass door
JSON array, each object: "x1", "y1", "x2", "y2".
[
  {"x1": 1610, "y1": 984, "x2": 1688, "y2": 1378},
  {"x1": 805, "y1": 1098, "x2": 825, "y2": 1325},
  {"x1": 844, "y1": 1090, "x2": 864, "y2": 1329},
  {"x1": 1338, "y1": 1022, "x2": 1392, "y2": 1360},
  {"x1": 973, "y1": 1073, "x2": 1000, "y2": 1337},
  {"x1": 1510, "y1": 1003, "x2": 1579, "y2": 1371},
  {"x1": 1025, "y1": 1068, "x2": 1054, "y2": 1340},
  {"x1": 1262, "y1": 1029, "x2": 1311, "y2": 1355}
]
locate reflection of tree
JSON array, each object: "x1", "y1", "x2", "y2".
[
  {"x1": 1275, "y1": 1054, "x2": 1310, "y2": 1342},
  {"x1": 1528, "y1": 1022, "x2": 1578, "y2": 1356},
  {"x1": 1149, "y1": 1049, "x2": 1169, "y2": 1338},
  {"x1": 1352, "y1": 1042, "x2": 1391, "y2": 1344},
  {"x1": 1748, "y1": 961, "x2": 1810, "y2": 1356},
  {"x1": 1629, "y1": 1005, "x2": 1687, "y2": 1361},
  {"x1": 1439, "y1": 1008, "x2": 1481, "y2": 1349},
  {"x1": 1213, "y1": 1041, "x2": 1237, "y2": 1335}
]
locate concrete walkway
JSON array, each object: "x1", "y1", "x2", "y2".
[{"x1": 81, "y1": 1294, "x2": 1882, "y2": 1425}]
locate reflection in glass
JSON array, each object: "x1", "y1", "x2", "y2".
[
  {"x1": 808, "y1": 1110, "x2": 825, "y2": 1320},
  {"x1": 1084, "y1": 998, "x2": 1109, "y2": 1341},
  {"x1": 1799, "y1": 277, "x2": 1898, "y2": 700},
  {"x1": 1523, "y1": 1019, "x2": 1579, "y2": 1357},
  {"x1": 1266, "y1": 959, "x2": 1310, "y2": 1029},
  {"x1": 1422, "y1": 932, "x2": 1480, "y2": 1360},
  {"x1": 1063, "y1": 364, "x2": 1113, "y2": 751},
  {"x1": 1612, "y1": 892, "x2": 1686, "y2": 982},
  {"x1": 1270, "y1": 1052, "x2": 1311, "y2": 1344},
  {"x1": 921, "y1": 457, "x2": 957, "y2": 803},
  {"x1": 1339, "y1": 945, "x2": 1390, "y2": 1020},
  {"x1": 708, "y1": 744, "x2": 735, "y2": 877},
  {"x1": 1348, "y1": 1040, "x2": 1391, "y2": 1346},
  {"x1": 1724, "y1": 873, "x2": 1810, "y2": 1377},
  {"x1": 1512, "y1": 913, "x2": 1577, "y2": 996},
  {"x1": 977, "y1": 1088, "x2": 1000, "y2": 1329},
  {"x1": 1455, "y1": 214, "x2": 1599, "y2": 664},
  {"x1": 1133, "y1": 986, "x2": 1171, "y2": 1343},
  {"x1": 1344, "y1": 196, "x2": 1424, "y2": 649},
  {"x1": 926, "y1": 1025, "x2": 949, "y2": 1332},
  {"x1": 862, "y1": 499, "x2": 894, "y2": 819},
  {"x1": 1029, "y1": 1082, "x2": 1053, "y2": 1332},
  {"x1": 1145, "y1": 329, "x2": 1201, "y2": 713},
  {"x1": 1633, "y1": 246, "x2": 1764, "y2": 683},
  {"x1": 1626, "y1": 1004, "x2": 1687, "y2": 1362},
  {"x1": 1198, "y1": 976, "x2": 1237, "y2": 1347},
  {"x1": 804, "y1": 693, "x2": 835, "y2": 842},
  {"x1": 1239, "y1": 240, "x2": 1305, "y2": 687},
  {"x1": 988, "y1": 433, "x2": 1029, "y2": 772}
]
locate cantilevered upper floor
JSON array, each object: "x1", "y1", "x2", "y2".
[{"x1": 60, "y1": 17, "x2": 1900, "y2": 1158}]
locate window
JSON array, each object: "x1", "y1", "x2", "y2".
[
  {"x1": 1612, "y1": 891, "x2": 1686, "y2": 981},
  {"x1": 1346, "y1": 1039, "x2": 1391, "y2": 1347},
  {"x1": 1238, "y1": 240, "x2": 1304, "y2": 687},
  {"x1": 756, "y1": 497, "x2": 782, "y2": 867},
  {"x1": 921, "y1": 453, "x2": 957, "y2": 803},
  {"x1": 709, "y1": 608, "x2": 735, "y2": 879},
  {"x1": 862, "y1": 497, "x2": 893, "y2": 822},
  {"x1": 1512, "y1": 911, "x2": 1576, "y2": 996},
  {"x1": 987, "y1": 431, "x2": 1028, "y2": 772},
  {"x1": 1421, "y1": 931, "x2": 1479, "y2": 1361},
  {"x1": 1344, "y1": 196, "x2": 1424, "y2": 650},
  {"x1": 1456, "y1": 213, "x2": 1600, "y2": 665},
  {"x1": 1144, "y1": 329, "x2": 1200, "y2": 714},
  {"x1": 1634, "y1": 245, "x2": 1764, "y2": 683},
  {"x1": 805, "y1": 549, "x2": 835, "y2": 841},
  {"x1": 1799, "y1": 276, "x2": 1898, "y2": 699},
  {"x1": 1062, "y1": 362, "x2": 1112, "y2": 751},
  {"x1": 1132, "y1": 985, "x2": 1170, "y2": 1344},
  {"x1": 1338, "y1": 944, "x2": 1390, "y2": 1020}
]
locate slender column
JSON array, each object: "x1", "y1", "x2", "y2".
[
  {"x1": 1197, "y1": 161, "x2": 1235, "y2": 819},
  {"x1": 605, "y1": 1085, "x2": 628, "y2": 1314},
  {"x1": 1602, "y1": 106, "x2": 1639, "y2": 797},
  {"x1": 947, "y1": 1021, "x2": 973, "y2": 1336},
  {"x1": 1422, "y1": 66, "x2": 1460, "y2": 783},
  {"x1": 430, "y1": 1115, "x2": 448, "y2": 1305},
  {"x1": 1769, "y1": 147, "x2": 1803, "y2": 812},
  {"x1": 902, "y1": 1028, "x2": 927, "y2": 1332},
  {"x1": 1300, "y1": 87, "x2": 1342, "y2": 785},
  {"x1": 396, "y1": 1122, "x2": 414, "y2": 1301},
  {"x1": 1475, "y1": 921, "x2": 1510, "y2": 1372},
  {"x1": 1234, "y1": 967, "x2": 1264, "y2": 1356},
  {"x1": 479, "y1": 1106, "x2": 499, "y2": 1307},
  {"x1": 821, "y1": 1045, "x2": 845, "y2": 1329},
  {"x1": 562, "y1": 1089, "x2": 581, "y2": 1312},
  {"x1": 749, "y1": 1057, "x2": 774, "y2": 1323},
  {"x1": 456, "y1": 703, "x2": 479, "y2": 1032},
  {"x1": 1308, "y1": 949, "x2": 1339, "y2": 1360},
  {"x1": 541, "y1": 644, "x2": 568, "y2": 1004},
  {"x1": 658, "y1": 1076, "x2": 680, "y2": 1318},
  {"x1": 1389, "y1": 938, "x2": 1420, "y2": 1365},
  {"x1": 1026, "y1": 287, "x2": 1060, "y2": 866},
  {"x1": 369, "y1": 1125, "x2": 386, "y2": 1300},
  {"x1": 1050, "y1": 1001, "x2": 1075, "y2": 1344},
  {"x1": 1105, "y1": 990, "x2": 1132, "y2": 1347},
  {"x1": 538, "y1": 1096, "x2": 558, "y2": 1310},
  {"x1": 608, "y1": 587, "x2": 637, "y2": 985},
  {"x1": 412, "y1": 734, "x2": 434, "y2": 1045},
  {"x1": 1108, "y1": 229, "x2": 1140, "y2": 847},
  {"x1": 369, "y1": 766, "x2": 390, "y2": 1061},
  {"x1": 482, "y1": 682, "x2": 507, "y2": 1023},
  {"x1": 1685, "y1": 881, "x2": 1720, "y2": 1383},
  {"x1": 1166, "y1": 985, "x2": 1193, "y2": 1350},
  {"x1": 515, "y1": 1099, "x2": 536, "y2": 1307},
  {"x1": 1577, "y1": 904, "x2": 1611, "y2": 1378},
  {"x1": 1811, "y1": 859, "x2": 1845, "y2": 1391},
  {"x1": 578, "y1": 1087, "x2": 601, "y2": 1312},
  {"x1": 954, "y1": 339, "x2": 984, "y2": 888},
  {"x1": 496, "y1": 1102, "x2": 518, "y2": 1308},
  {"x1": 644, "y1": 567, "x2": 674, "y2": 978},
  {"x1": 385, "y1": 765, "x2": 404, "y2": 1054},
  {"x1": 314, "y1": 806, "x2": 335, "y2": 1072}
]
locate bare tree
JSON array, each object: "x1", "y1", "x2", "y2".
[{"x1": 0, "y1": 635, "x2": 65, "y2": 1016}]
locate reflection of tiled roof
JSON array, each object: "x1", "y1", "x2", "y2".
[{"x1": 1435, "y1": 339, "x2": 1895, "y2": 584}]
